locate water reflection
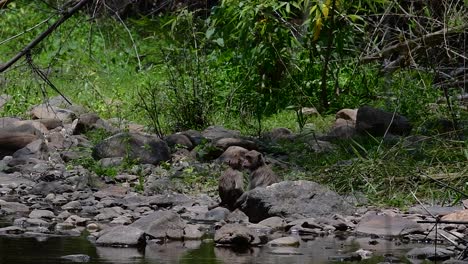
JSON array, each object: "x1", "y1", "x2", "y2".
[{"x1": 0, "y1": 234, "x2": 427, "y2": 264}]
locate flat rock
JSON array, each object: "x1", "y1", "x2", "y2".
[
  {"x1": 267, "y1": 236, "x2": 300, "y2": 247},
  {"x1": 269, "y1": 248, "x2": 303, "y2": 255},
  {"x1": 96, "y1": 226, "x2": 145, "y2": 247},
  {"x1": 442, "y1": 209, "x2": 468, "y2": 221},
  {"x1": 355, "y1": 212, "x2": 423, "y2": 236},
  {"x1": 31, "y1": 104, "x2": 76, "y2": 123},
  {"x1": 0, "y1": 199, "x2": 30, "y2": 214},
  {"x1": 201, "y1": 126, "x2": 240, "y2": 140},
  {"x1": 406, "y1": 246, "x2": 454, "y2": 261},
  {"x1": 236, "y1": 180, "x2": 354, "y2": 223},
  {"x1": 213, "y1": 137, "x2": 257, "y2": 150},
  {"x1": 29, "y1": 209, "x2": 55, "y2": 219},
  {"x1": 130, "y1": 210, "x2": 185, "y2": 239}
]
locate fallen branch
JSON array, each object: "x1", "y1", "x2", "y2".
[{"x1": 0, "y1": 0, "x2": 91, "y2": 73}]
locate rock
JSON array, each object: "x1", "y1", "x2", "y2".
[
  {"x1": 12, "y1": 139, "x2": 48, "y2": 160},
  {"x1": 205, "y1": 207, "x2": 230, "y2": 221},
  {"x1": 408, "y1": 205, "x2": 463, "y2": 217},
  {"x1": 31, "y1": 181, "x2": 73, "y2": 195},
  {"x1": 202, "y1": 126, "x2": 240, "y2": 140},
  {"x1": 94, "y1": 207, "x2": 124, "y2": 221},
  {"x1": 183, "y1": 224, "x2": 204, "y2": 240},
  {"x1": 442, "y1": 209, "x2": 468, "y2": 221},
  {"x1": 214, "y1": 224, "x2": 264, "y2": 246},
  {"x1": 217, "y1": 146, "x2": 248, "y2": 166},
  {"x1": 75, "y1": 113, "x2": 101, "y2": 133},
  {"x1": 62, "y1": 201, "x2": 82, "y2": 211},
  {"x1": 0, "y1": 123, "x2": 43, "y2": 157},
  {"x1": 93, "y1": 132, "x2": 170, "y2": 165},
  {"x1": 356, "y1": 106, "x2": 412, "y2": 136},
  {"x1": 98, "y1": 157, "x2": 124, "y2": 168},
  {"x1": 60, "y1": 254, "x2": 91, "y2": 263},
  {"x1": 267, "y1": 236, "x2": 300, "y2": 247},
  {"x1": 264, "y1": 128, "x2": 294, "y2": 141},
  {"x1": 258, "y1": 217, "x2": 286, "y2": 231},
  {"x1": 34, "y1": 118, "x2": 63, "y2": 130},
  {"x1": 0, "y1": 226, "x2": 25, "y2": 235},
  {"x1": 326, "y1": 122, "x2": 356, "y2": 140},
  {"x1": 130, "y1": 211, "x2": 186, "y2": 239},
  {"x1": 0, "y1": 94, "x2": 12, "y2": 109},
  {"x1": 29, "y1": 209, "x2": 55, "y2": 219},
  {"x1": 214, "y1": 138, "x2": 257, "y2": 151},
  {"x1": 301, "y1": 107, "x2": 318, "y2": 116},
  {"x1": 406, "y1": 246, "x2": 454, "y2": 261},
  {"x1": 355, "y1": 211, "x2": 423, "y2": 236},
  {"x1": 31, "y1": 104, "x2": 76, "y2": 123},
  {"x1": 65, "y1": 215, "x2": 90, "y2": 226},
  {"x1": 94, "y1": 186, "x2": 129, "y2": 199},
  {"x1": 226, "y1": 209, "x2": 249, "y2": 223},
  {"x1": 236, "y1": 180, "x2": 354, "y2": 223},
  {"x1": 96, "y1": 226, "x2": 145, "y2": 247},
  {"x1": 0, "y1": 199, "x2": 29, "y2": 214},
  {"x1": 165, "y1": 134, "x2": 194, "y2": 150},
  {"x1": 336, "y1": 109, "x2": 357, "y2": 122},
  {"x1": 110, "y1": 216, "x2": 132, "y2": 225}
]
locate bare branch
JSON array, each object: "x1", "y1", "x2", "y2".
[{"x1": 0, "y1": 0, "x2": 91, "y2": 73}]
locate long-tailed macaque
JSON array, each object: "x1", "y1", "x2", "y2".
[
  {"x1": 218, "y1": 159, "x2": 244, "y2": 211},
  {"x1": 243, "y1": 150, "x2": 279, "y2": 190}
]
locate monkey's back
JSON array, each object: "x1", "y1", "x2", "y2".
[
  {"x1": 218, "y1": 168, "x2": 244, "y2": 210},
  {"x1": 248, "y1": 165, "x2": 279, "y2": 190}
]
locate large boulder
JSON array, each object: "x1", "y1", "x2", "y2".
[
  {"x1": 236, "y1": 181, "x2": 354, "y2": 223},
  {"x1": 30, "y1": 104, "x2": 76, "y2": 124},
  {"x1": 0, "y1": 123, "x2": 44, "y2": 158},
  {"x1": 130, "y1": 210, "x2": 186, "y2": 240},
  {"x1": 202, "y1": 126, "x2": 240, "y2": 140},
  {"x1": 356, "y1": 106, "x2": 412, "y2": 136},
  {"x1": 96, "y1": 226, "x2": 145, "y2": 247},
  {"x1": 93, "y1": 132, "x2": 170, "y2": 165}
]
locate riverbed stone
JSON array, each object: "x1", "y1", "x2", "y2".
[
  {"x1": 31, "y1": 104, "x2": 76, "y2": 123},
  {"x1": 62, "y1": 201, "x2": 82, "y2": 211},
  {"x1": 29, "y1": 209, "x2": 55, "y2": 219},
  {"x1": 130, "y1": 210, "x2": 186, "y2": 239},
  {"x1": 268, "y1": 236, "x2": 300, "y2": 247},
  {"x1": 93, "y1": 132, "x2": 170, "y2": 165},
  {"x1": 258, "y1": 217, "x2": 287, "y2": 231},
  {"x1": 269, "y1": 247, "x2": 303, "y2": 255},
  {"x1": 355, "y1": 211, "x2": 423, "y2": 237},
  {"x1": 214, "y1": 137, "x2": 257, "y2": 150},
  {"x1": 96, "y1": 225, "x2": 145, "y2": 247},
  {"x1": 236, "y1": 180, "x2": 354, "y2": 223},
  {"x1": 406, "y1": 246, "x2": 454, "y2": 261},
  {"x1": 183, "y1": 224, "x2": 204, "y2": 240},
  {"x1": 214, "y1": 223, "x2": 264, "y2": 246},
  {"x1": 0, "y1": 199, "x2": 29, "y2": 215}
]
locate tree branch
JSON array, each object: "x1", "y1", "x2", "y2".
[{"x1": 0, "y1": 0, "x2": 91, "y2": 73}]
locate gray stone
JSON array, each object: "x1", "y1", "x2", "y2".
[
  {"x1": 226, "y1": 209, "x2": 249, "y2": 223},
  {"x1": 31, "y1": 104, "x2": 76, "y2": 123},
  {"x1": 214, "y1": 224, "x2": 264, "y2": 246},
  {"x1": 267, "y1": 236, "x2": 300, "y2": 247},
  {"x1": 29, "y1": 209, "x2": 55, "y2": 219},
  {"x1": 236, "y1": 180, "x2": 354, "y2": 223},
  {"x1": 130, "y1": 211, "x2": 185, "y2": 239},
  {"x1": 356, "y1": 106, "x2": 412, "y2": 136},
  {"x1": 93, "y1": 132, "x2": 170, "y2": 165},
  {"x1": 0, "y1": 199, "x2": 30, "y2": 214},
  {"x1": 165, "y1": 134, "x2": 194, "y2": 150},
  {"x1": 258, "y1": 217, "x2": 286, "y2": 231},
  {"x1": 205, "y1": 207, "x2": 230, "y2": 221},
  {"x1": 355, "y1": 212, "x2": 424, "y2": 236},
  {"x1": 62, "y1": 201, "x2": 82, "y2": 211},
  {"x1": 406, "y1": 246, "x2": 454, "y2": 261},
  {"x1": 183, "y1": 224, "x2": 203, "y2": 240},
  {"x1": 96, "y1": 226, "x2": 145, "y2": 247}
]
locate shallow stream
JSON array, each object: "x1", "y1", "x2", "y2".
[{"x1": 0, "y1": 234, "x2": 433, "y2": 264}]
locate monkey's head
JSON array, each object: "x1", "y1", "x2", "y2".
[{"x1": 242, "y1": 150, "x2": 265, "y2": 171}]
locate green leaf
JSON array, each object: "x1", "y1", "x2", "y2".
[
  {"x1": 206, "y1": 28, "x2": 215, "y2": 39},
  {"x1": 348, "y1": 14, "x2": 364, "y2": 22},
  {"x1": 214, "y1": 38, "x2": 225, "y2": 47}
]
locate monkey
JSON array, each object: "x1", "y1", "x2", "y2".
[
  {"x1": 243, "y1": 150, "x2": 279, "y2": 190},
  {"x1": 218, "y1": 159, "x2": 244, "y2": 211}
]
